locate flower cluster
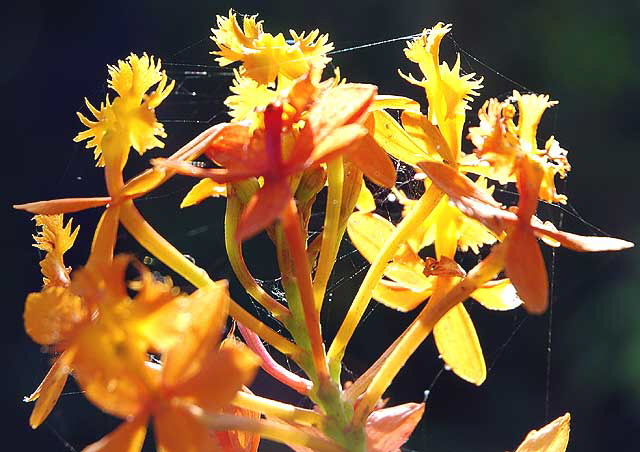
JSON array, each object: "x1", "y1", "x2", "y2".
[{"x1": 15, "y1": 10, "x2": 632, "y2": 452}]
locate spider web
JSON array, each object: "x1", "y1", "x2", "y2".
[{"x1": 31, "y1": 19, "x2": 618, "y2": 452}]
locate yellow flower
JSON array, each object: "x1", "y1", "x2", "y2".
[
  {"x1": 211, "y1": 10, "x2": 333, "y2": 85},
  {"x1": 396, "y1": 177, "x2": 498, "y2": 255},
  {"x1": 225, "y1": 69, "x2": 280, "y2": 122},
  {"x1": 347, "y1": 211, "x2": 521, "y2": 384},
  {"x1": 31, "y1": 214, "x2": 79, "y2": 287},
  {"x1": 74, "y1": 53, "x2": 174, "y2": 169},
  {"x1": 400, "y1": 23, "x2": 482, "y2": 156}
]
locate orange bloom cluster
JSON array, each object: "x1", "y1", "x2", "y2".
[{"x1": 15, "y1": 11, "x2": 632, "y2": 452}]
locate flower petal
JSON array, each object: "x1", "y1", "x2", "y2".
[
  {"x1": 24, "y1": 287, "x2": 86, "y2": 345},
  {"x1": 401, "y1": 110, "x2": 452, "y2": 163},
  {"x1": 365, "y1": 402, "x2": 425, "y2": 452},
  {"x1": 417, "y1": 161, "x2": 511, "y2": 234},
  {"x1": 372, "y1": 279, "x2": 430, "y2": 312},
  {"x1": 355, "y1": 178, "x2": 376, "y2": 213},
  {"x1": 154, "y1": 404, "x2": 219, "y2": 452},
  {"x1": 346, "y1": 132, "x2": 397, "y2": 188},
  {"x1": 309, "y1": 124, "x2": 369, "y2": 165},
  {"x1": 347, "y1": 212, "x2": 431, "y2": 290},
  {"x1": 532, "y1": 223, "x2": 634, "y2": 252},
  {"x1": 236, "y1": 178, "x2": 292, "y2": 242},
  {"x1": 433, "y1": 302, "x2": 486, "y2": 385},
  {"x1": 83, "y1": 414, "x2": 148, "y2": 452},
  {"x1": 368, "y1": 110, "x2": 427, "y2": 166},
  {"x1": 181, "y1": 179, "x2": 228, "y2": 208},
  {"x1": 505, "y1": 225, "x2": 548, "y2": 314},
  {"x1": 161, "y1": 282, "x2": 230, "y2": 388},
  {"x1": 215, "y1": 395, "x2": 261, "y2": 452},
  {"x1": 514, "y1": 413, "x2": 570, "y2": 452},
  {"x1": 174, "y1": 341, "x2": 260, "y2": 412},
  {"x1": 371, "y1": 95, "x2": 421, "y2": 111},
  {"x1": 118, "y1": 169, "x2": 167, "y2": 201},
  {"x1": 28, "y1": 349, "x2": 75, "y2": 428},
  {"x1": 471, "y1": 279, "x2": 522, "y2": 311},
  {"x1": 14, "y1": 197, "x2": 111, "y2": 215}
]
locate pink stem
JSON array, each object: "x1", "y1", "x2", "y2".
[{"x1": 238, "y1": 323, "x2": 312, "y2": 395}]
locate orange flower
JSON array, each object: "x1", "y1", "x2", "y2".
[
  {"x1": 418, "y1": 161, "x2": 634, "y2": 313},
  {"x1": 154, "y1": 74, "x2": 390, "y2": 241},
  {"x1": 80, "y1": 268, "x2": 261, "y2": 452},
  {"x1": 468, "y1": 91, "x2": 571, "y2": 204}
]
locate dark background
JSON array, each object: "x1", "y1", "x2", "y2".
[{"x1": 3, "y1": 0, "x2": 639, "y2": 450}]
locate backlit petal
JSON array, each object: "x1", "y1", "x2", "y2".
[
  {"x1": 347, "y1": 212, "x2": 431, "y2": 290},
  {"x1": 181, "y1": 179, "x2": 228, "y2": 208},
  {"x1": 236, "y1": 178, "x2": 292, "y2": 241},
  {"x1": 505, "y1": 225, "x2": 548, "y2": 314},
  {"x1": 346, "y1": 132, "x2": 397, "y2": 188},
  {"x1": 401, "y1": 110, "x2": 452, "y2": 162},
  {"x1": 155, "y1": 404, "x2": 219, "y2": 452},
  {"x1": 355, "y1": 178, "x2": 376, "y2": 213},
  {"x1": 372, "y1": 279, "x2": 430, "y2": 312},
  {"x1": 366, "y1": 403, "x2": 425, "y2": 452},
  {"x1": 174, "y1": 341, "x2": 260, "y2": 412},
  {"x1": 368, "y1": 110, "x2": 427, "y2": 166},
  {"x1": 83, "y1": 414, "x2": 148, "y2": 452},
  {"x1": 514, "y1": 413, "x2": 570, "y2": 452},
  {"x1": 161, "y1": 282, "x2": 230, "y2": 388},
  {"x1": 471, "y1": 279, "x2": 522, "y2": 311},
  {"x1": 14, "y1": 197, "x2": 111, "y2": 215},
  {"x1": 28, "y1": 349, "x2": 75, "y2": 428},
  {"x1": 433, "y1": 302, "x2": 486, "y2": 385},
  {"x1": 24, "y1": 287, "x2": 87, "y2": 345}
]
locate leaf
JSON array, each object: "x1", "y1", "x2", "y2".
[
  {"x1": 433, "y1": 303, "x2": 486, "y2": 385},
  {"x1": 514, "y1": 413, "x2": 570, "y2": 452}
]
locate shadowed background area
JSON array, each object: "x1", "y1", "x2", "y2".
[{"x1": 2, "y1": 0, "x2": 638, "y2": 450}]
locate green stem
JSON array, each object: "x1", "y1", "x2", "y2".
[
  {"x1": 327, "y1": 183, "x2": 444, "y2": 379},
  {"x1": 281, "y1": 199, "x2": 329, "y2": 382},
  {"x1": 313, "y1": 157, "x2": 344, "y2": 311},
  {"x1": 224, "y1": 193, "x2": 291, "y2": 321}
]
